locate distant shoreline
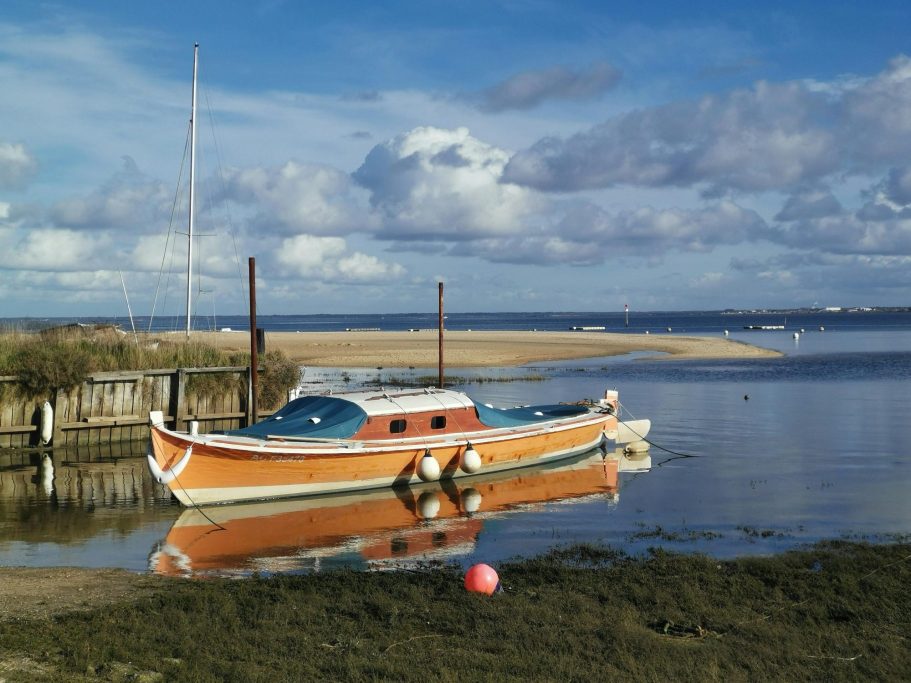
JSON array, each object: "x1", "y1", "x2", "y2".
[{"x1": 187, "y1": 330, "x2": 782, "y2": 368}]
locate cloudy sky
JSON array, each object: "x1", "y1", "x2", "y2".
[{"x1": 2, "y1": 1, "x2": 910, "y2": 318}]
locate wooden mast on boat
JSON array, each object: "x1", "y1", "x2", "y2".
[{"x1": 185, "y1": 43, "x2": 199, "y2": 337}]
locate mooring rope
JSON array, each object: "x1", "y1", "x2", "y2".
[
  {"x1": 167, "y1": 441, "x2": 226, "y2": 531},
  {"x1": 617, "y1": 400, "x2": 702, "y2": 461}
]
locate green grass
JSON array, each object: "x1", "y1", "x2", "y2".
[{"x1": 2, "y1": 540, "x2": 910, "y2": 681}]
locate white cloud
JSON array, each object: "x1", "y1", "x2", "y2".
[
  {"x1": 731, "y1": 251, "x2": 911, "y2": 304},
  {"x1": 770, "y1": 172, "x2": 911, "y2": 255},
  {"x1": 50, "y1": 156, "x2": 172, "y2": 231},
  {"x1": 0, "y1": 141, "x2": 37, "y2": 188},
  {"x1": 448, "y1": 200, "x2": 767, "y2": 265},
  {"x1": 221, "y1": 161, "x2": 374, "y2": 235},
  {"x1": 274, "y1": 234, "x2": 404, "y2": 282},
  {"x1": 0, "y1": 228, "x2": 104, "y2": 271},
  {"x1": 354, "y1": 126, "x2": 544, "y2": 240},
  {"x1": 503, "y1": 56, "x2": 911, "y2": 195},
  {"x1": 336, "y1": 252, "x2": 405, "y2": 281},
  {"x1": 503, "y1": 79, "x2": 838, "y2": 193}
]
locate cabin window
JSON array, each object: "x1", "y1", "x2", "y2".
[
  {"x1": 390, "y1": 419, "x2": 407, "y2": 434},
  {"x1": 430, "y1": 415, "x2": 447, "y2": 429}
]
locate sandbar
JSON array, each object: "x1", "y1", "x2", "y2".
[{"x1": 188, "y1": 330, "x2": 781, "y2": 367}]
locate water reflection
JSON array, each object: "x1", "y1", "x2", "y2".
[
  {"x1": 150, "y1": 447, "x2": 651, "y2": 578},
  {"x1": 0, "y1": 443, "x2": 175, "y2": 552}
]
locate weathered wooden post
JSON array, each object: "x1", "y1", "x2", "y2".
[
  {"x1": 248, "y1": 257, "x2": 259, "y2": 426},
  {"x1": 438, "y1": 281, "x2": 444, "y2": 388},
  {"x1": 173, "y1": 369, "x2": 187, "y2": 431},
  {"x1": 52, "y1": 387, "x2": 67, "y2": 446}
]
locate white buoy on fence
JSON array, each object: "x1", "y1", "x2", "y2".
[
  {"x1": 189, "y1": 420, "x2": 199, "y2": 436},
  {"x1": 40, "y1": 401, "x2": 53, "y2": 446}
]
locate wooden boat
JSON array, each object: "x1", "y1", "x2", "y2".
[
  {"x1": 150, "y1": 446, "x2": 650, "y2": 576},
  {"x1": 147, "y1": 387, "x2": 650, "y2": 506}
]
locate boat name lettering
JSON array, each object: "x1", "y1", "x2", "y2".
[{"x1": 250, "y1": 454, "x2": 308, "y2": 462}]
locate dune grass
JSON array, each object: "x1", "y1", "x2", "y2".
[
  {"x1": 0, "y1": 331, "x2": 299, "y2": 408},
  {"x1": 1, "y1": 540, "x2": 909, "y2": 681}
]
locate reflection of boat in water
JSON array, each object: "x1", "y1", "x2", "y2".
[{"x1": 150, "y1": 447, "x2": 651, "y2": 577}]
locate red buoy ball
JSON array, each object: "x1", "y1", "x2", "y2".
[{"x1": 464, "y1": 563, "x2": 499, "y2": 595}]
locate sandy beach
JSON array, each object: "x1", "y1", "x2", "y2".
[{"x1": 188, "y1": 330, "x2": 781, "y2": 367}]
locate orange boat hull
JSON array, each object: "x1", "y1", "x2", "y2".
[{"x1": 149, "y1": 412, "x2": 616, "y2": 505}]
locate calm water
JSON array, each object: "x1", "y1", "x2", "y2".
[
  {"x1": 7, "y1": 309, "x2": 911, "y2": 334},
  {"x1": 1, "y1": 324, "x2": 909, "y2": 576}
]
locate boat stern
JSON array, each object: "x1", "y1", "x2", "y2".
[{"x1": 147, "y1": 411, "x2": 195, "y2": 504}]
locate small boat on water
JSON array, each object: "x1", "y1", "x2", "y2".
[{"x1": 148, "y1": 387, "x2": 650, "y2": 505}]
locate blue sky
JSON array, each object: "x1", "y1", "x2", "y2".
[{"x1": 1, "y1": 1, "x2": 910, "y2": 318}]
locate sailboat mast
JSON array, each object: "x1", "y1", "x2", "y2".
[{"x1": 185, "y1": 42, "x2": 199, "y2": 337}]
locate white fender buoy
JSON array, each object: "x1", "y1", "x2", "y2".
[
  {"x1": 40, "y1": 401, "x2": 53, "y2": 446},
  {"x1": 624, "y1": 440, "x2": 650, "y2": 454},
  {"x1": 723, "y1": 330, "x2": 729, "y2": 336},
  {"x1": 819, "y1": 325, "x2": 825, "y2": 331},
  {"x1": 417, "y1": 491, "x2": 441, "y2": 519},
  {"x1": 793, "y1": 332, "x2": 800, "y2": 340},
  {"x1": 147, "y1": 442, "x2": 194, "y2": 484},
  {"x1": 189, "y1": 420, "x2": 199, "y2": 436},
  {"x1": 416, "y1": 451, "x2": 441, "y2": 482},
  {"x1": 616, "y1": 419, "x2": 651, "y2": 444},
  {"x1": 461, "y1": 446, "x2": 482, "y2": 474},
  {"x1": 461, "y1": 487, "x2": 482, "y2": 513}
]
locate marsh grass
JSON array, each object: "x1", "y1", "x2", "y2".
[
  {"x1": 0, "y1": 332, "x2": 299, "y2": 406},
  {"x1": 1, "y1": 541, "x2": 909, "y2": 681}
]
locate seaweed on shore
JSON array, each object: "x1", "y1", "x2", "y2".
[{"x1": 1, "y1": 540, "x2": 909, "y2": 681}]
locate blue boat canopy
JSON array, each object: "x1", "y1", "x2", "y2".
[
  {"x1": 222, "y1": 395, "x2": 368, "y2": 440},
  {"x1": 218, "y1": 393, "x2": 589, "y2": 440},
  {"x1": 474, "y1": 402, "x2": 589, "y2": 428}
]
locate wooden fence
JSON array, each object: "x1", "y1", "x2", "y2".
[{"x1": 0, "y1": 366, "x2": 259, "y2": 449}]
